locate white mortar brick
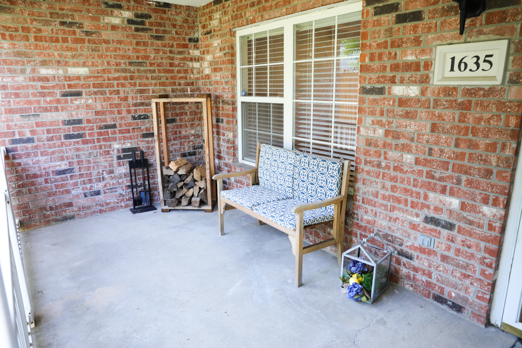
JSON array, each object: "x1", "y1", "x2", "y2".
[
  {"x1": 390, "y1": 86, "x2": 419, "y2": 96},
  {"x1": 479, "y1": 205, "x2": 505, "y2": 220},
  {"x1": 425, "y1": 192, "x2": 459, "y2": 209},
  {"x1": 38, "y1": 68, "x2": 64, "y2": 75},
  {"x1": 359, "y1": 127, "x2": 384, "y2": 137},
  {"x1": 102, "y1": 17, "x2": 124, "y2": 24},
  {"x1": 403, "y1": 154, "x2": 414, "y2": 165},
  {"x1": 112, "y1": 10, "x2": 133, "y2": 18},
  {"x1": 113, "y1": 142, "x2": 133, "y2": 148},
  {"x1": 66, "y1": 68, "x2": 90, "y2": 75},
  {"x1": 71, "y1": 97, "x2": 94, "y2": 104},
  {"x1": 393, "y1": 207, "x2": 421, "y2": 221}
]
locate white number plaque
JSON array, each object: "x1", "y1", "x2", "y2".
[{"x1": 433, "y1": 40, "x2": 509, "y2": 85}]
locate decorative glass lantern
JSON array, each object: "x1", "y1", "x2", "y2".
[{"x1": 340, "y1": 233, "x2": 392, "y2": 304}]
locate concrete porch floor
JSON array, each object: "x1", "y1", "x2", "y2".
[{"x1": 21, "y1": 206, "x2": 518, "y2": 348}]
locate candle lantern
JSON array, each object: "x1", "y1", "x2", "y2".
[{"x1": 340, "y1": 233, "x2": 392, "y2": 304}]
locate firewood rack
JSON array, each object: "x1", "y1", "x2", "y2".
[{"x1": 151, "y1": 95, "x2": 216, "y2": 213}]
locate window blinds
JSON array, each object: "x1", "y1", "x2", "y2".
[{"x1": 293, "y1": 14, "x2": 361, "y2": 160}]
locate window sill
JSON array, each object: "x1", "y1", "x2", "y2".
[{"x1": 230, "y1": 161, "x2": 255, "y2": 171}]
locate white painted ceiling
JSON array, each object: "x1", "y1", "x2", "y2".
[{"x1": 153, "y1": 0, "x2": 213, "y2": 6}]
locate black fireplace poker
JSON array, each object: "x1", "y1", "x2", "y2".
[{"x1": 129, "y1": 150, "x2": 157, "y2": 214}]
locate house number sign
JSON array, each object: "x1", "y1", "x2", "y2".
[{"x1": 434, "y1": 40, "x2": 509, "y2": 85}]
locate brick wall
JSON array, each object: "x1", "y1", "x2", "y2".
[
  {"x1": 2, "y1": 0, "x2": 521, "y2": 326},
  {"x1": 0, "y1": 0, "x2": 201, "y2": 230},
  {"x1": 199, "y1": 0, "x2": 522, "y2": 326},
  {"x1": 355, "y1": 0, "x2": 522, "y2": 325}
]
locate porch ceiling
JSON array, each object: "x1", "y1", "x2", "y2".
[{"x1": 22, "y1": 208, "x2": 517, "y2": 347}]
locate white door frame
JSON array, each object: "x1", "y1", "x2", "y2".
[{"x1": 490, "y1": 145, "x2": 522, "y2": 330}]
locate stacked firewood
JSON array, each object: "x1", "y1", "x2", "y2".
[{"x1": 162, "y1": 158, "x2": 208, "y2": 208}]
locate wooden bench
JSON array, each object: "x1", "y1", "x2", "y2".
[{"x1": 213, "y1": 143, "x2": 351, "y2": 287}]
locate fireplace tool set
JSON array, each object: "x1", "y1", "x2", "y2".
[{"x1": 128, "y1": 150, "x2": 156, "y2": 214}]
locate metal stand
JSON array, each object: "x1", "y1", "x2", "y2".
[{"x1": 129, "y1": 150, "x2": 157, "y2": 214}]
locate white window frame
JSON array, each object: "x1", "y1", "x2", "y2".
[{"x1": 235, "y1": 1, "x2": 363, "y2": 165}]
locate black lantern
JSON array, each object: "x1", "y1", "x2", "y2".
[{"x1": 452, "y1": 0, "x2": 486, "y2": 35}]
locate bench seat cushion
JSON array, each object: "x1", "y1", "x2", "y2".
[
  {"x1": 253, "y1": 199, "x2": 334, "y2": 230},
  {"x1": 220, "y1": 185, "x2": 291, "y2": 209}
]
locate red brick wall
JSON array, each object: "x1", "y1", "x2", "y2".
[
  {"x1": 355, "y1": 0, "x2": 522, "y2": 325},
  {"x1": 0, "y1": 0, "x2": 201, "y2": 230},
  {"x1": 200, "y1": 0, "x2": 522, "y2": 326},
  {"x1": 2, "y1": 0, "x2": 521, "y2": 326}
]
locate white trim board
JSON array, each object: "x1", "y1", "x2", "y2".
[
  {"x1": 490, "y1": 146, "x2": 522, "y2": 327},
  {"x1": 232, "y1": 0, "x2": 362, "y2": 32}
]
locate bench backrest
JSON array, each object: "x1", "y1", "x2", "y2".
[
  {"x1": 293, "y1": 152, "x2": 343, "y2": 203},
  {"x1": 258, "y1": 144, "x2": 343, "y2": 203},
  {"x1": 258, "y1": 144, "x2": 296, "y2": 197}
]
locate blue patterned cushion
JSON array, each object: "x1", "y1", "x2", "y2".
[
  {"x1": 293, "y1": 152, "x2": 342, "y2": 203},
  {"x1": 258, "y1": 144, "x2": 296, "y2": 197},
  {"x1": 220, "y1": 185, "x2": 291, "y2": 209},
  {"x1": 253, "y1": 199, "x2": 334, "y2": 230}
]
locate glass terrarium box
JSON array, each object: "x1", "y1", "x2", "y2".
[{"x1": 340, "y1": 233, "x2": 392, "y2": 304}]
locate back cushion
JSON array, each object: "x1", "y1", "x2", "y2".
[
  {"x1": 258, "y1": 144, "x2": 296, "y2": 197},
  {"x1": 293, "y1": 152, "x2": 343, "y2": 203}
]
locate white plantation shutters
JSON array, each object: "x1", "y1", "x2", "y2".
[{"x1": 237, "y1": 3, "x2": 361, "y2": 163}]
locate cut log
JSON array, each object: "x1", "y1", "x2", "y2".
[
  {"x1": 169, "y1": 158, "x2": 188, "y2": 172},
  {"x1": 169, "y1": 174, "x2": 180, "y2": 185},
  {"x1": 165, "y1": 198, "x2": 178, "y2": 207},
  {"x1": 161, "y1": 157, "x2": 210, "y2": 209},
  {"x1": 175, "y1": 187, "x2": 187, "y2": 199},
  {"x1": 194, "y1": 165, "x2": 206, "y2": 181},
  {"x1": 184, "y1": 173, "x2": 193, "y2": 184},
  {"x1": 177, "y1": 162, "x2": 194, "y2": 175},
  {"x1": 195, "y1": 180, "x2": 206, "y2": 189},
  {"x1": 181, "y1": 196, "x2": 190, "y2": 206},
  {"x1": 198, "y1": 189, "x2": 208, "y2": 204},
  {"x1": 163, "y1": 167, "x2": 174, "y2": 176},
  {"x1": 191, "y1": 197, "x2": 201, "y2": 207}
]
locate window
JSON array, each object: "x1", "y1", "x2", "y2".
[
  {"x1": 239, "y1": 29, "x2": 285, "y2": 161},
  {"x1": 236, "y1": 2, "x2": 362, "y2": 163}
]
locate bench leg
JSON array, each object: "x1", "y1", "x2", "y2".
[
  {"x1": 257, "y1": 220, "x2": 264, "y2": 225},
  {"x1": 217, "y1": 179, "x2": 225, "y2": 236},
  {"x1": 337, "y1": 222, "x2": 344, "y2": 267},
  {"x1": 218, "y1": 198, "x2": 225, "y2": 236},
  {"x1": 333, "y1": 202, "x2": 343, "y2": 267},
  {"x1": 336, "y1": 201, "x2": 346, "y2": 267},
  {"x1": 295, "y1": 213, "x2": 304, "y2": 287}
]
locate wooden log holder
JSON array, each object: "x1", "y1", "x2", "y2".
[{"x1": 151, "y1": 95, "x2": 216, "y2": 213}]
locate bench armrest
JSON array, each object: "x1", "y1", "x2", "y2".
[
  {"x1": 292, "y1": 195, "x2": 345, "y2": 214},
  {"x1": 213, "y1": 168, "x2": 257, "y2": 181}
]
